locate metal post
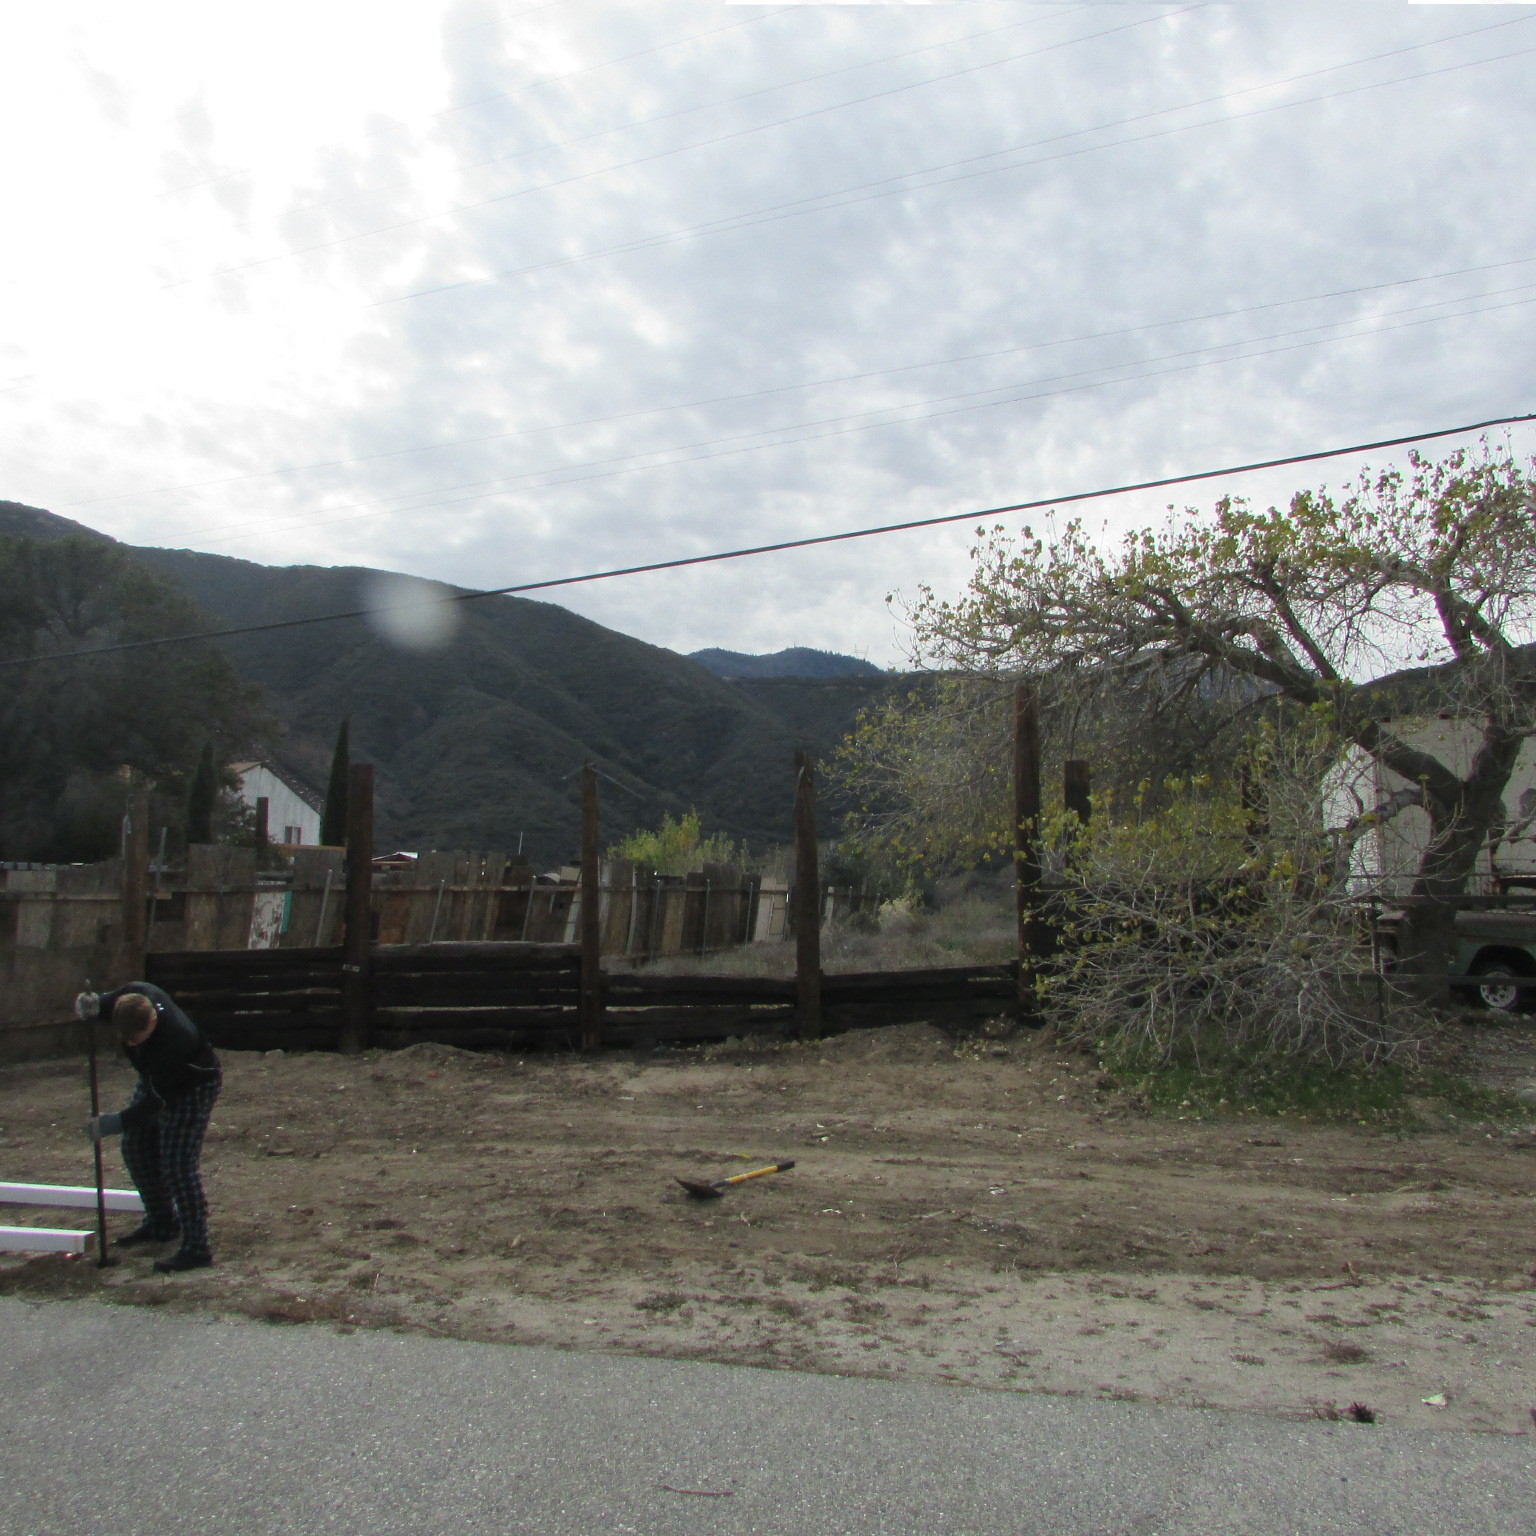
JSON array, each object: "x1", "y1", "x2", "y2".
[
  {"x1": 339, "y1": 763, "x2": 374, "y2": 1055},
  {"x1": 86, "y1": 1003, "x2": 114, "y2": 1269},
  {"x1": 429, "y1": 879, "x2": 445, "y2": 944},
  {"x1": 794, "y1": 750, "x2": 822, "y2": 1039}
]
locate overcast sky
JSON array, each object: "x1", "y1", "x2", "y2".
[{"x1": 3, "y1": 1, "x2": 1534, "y2": 665}]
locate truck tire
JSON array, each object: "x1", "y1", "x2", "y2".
[{"x1": 1468, "y1": 958, "x2": 1533, "y2": 1013}]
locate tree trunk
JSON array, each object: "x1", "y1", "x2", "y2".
[{"x1": 1394, "y1": 723, "x2": 1524, "y2": 999}]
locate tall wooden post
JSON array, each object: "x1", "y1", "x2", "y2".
[
  {"x1": 120, "y1": 787, "x2": 149, "y2": 980},
  {"x1": 1014, "y1": 683, "x2": 1043, "y2": 1023},
  {"x1": 578, "y1": 764, "x2": 603, "y2": 1052},
  {"x1": 339, "y1": 762, "x2": 374, "y2": 1055},
  {"x1": 254, "y1": 795, "x2": 270, "y2": 857},
  {"x1": 794, "y1": 750, "x2": 821, "y2": 1039},
  {"x1": 1063, "y1": 759, "x2": 1091, "y2": 827}
]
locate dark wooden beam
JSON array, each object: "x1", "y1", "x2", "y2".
[
  {"x1": 578, "y1": 764, "x2": 603, "y2": 1052},
  {"x1": 120, "y1": 787, "x2": 150, "y2": 981},
  {"x1": 794, "y1": 749, "x2": 822, "y2": 1039},
  {"x1": 338, "y1": 762, "x2": 374, "y2": 1055}
]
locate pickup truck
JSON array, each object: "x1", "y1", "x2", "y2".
[
  {"x1": 1448, "y1": 908, "x2": 1536, "y2": 1011},
  {"x1": 1374, "y1": 906, "x2": 1536, "y2": 1011}
]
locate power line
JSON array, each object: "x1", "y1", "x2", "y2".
[
  {"x1": 156, "y1": 4, "x2": 793, "y2": 204},
  {"x1": 60, "y1": 252, "x2": 1536, "y2": 514},
  {"x1": 383, "y1": 18, "x2": 1536, "y2": 306},
  {"x1": 241, "y1": 9, "x2": 1060, "y2": 245},
  {"x1": 10, "y1": 411, "x2": 1533, "y2": 670},
  {"x1": 180, "y1": 280, "x2": 1536, "y2": 547},
  {"x1": 160, "y1": 6, "x2": 1166, "y2": 291}
]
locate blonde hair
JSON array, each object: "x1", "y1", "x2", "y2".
[{"x1": 112, "y1": 993, "x2": 156, "y2": 1032}]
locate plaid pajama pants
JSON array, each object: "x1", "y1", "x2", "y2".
[{"x1": 120, "y1": 1073, "x2": 221, "y2": 1260}]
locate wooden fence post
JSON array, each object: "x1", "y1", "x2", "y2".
[
  {"x1": 339, "y1": 763, "x2": 374, "y2": 1055},
  {"x1": 579, "y1": 764, "x2": 603, "y2": 1052},
  {"x1": 794, "y1": 750, "x2": 821, "y2": 1039},
  {"x1": 1014, "y1": 683, "x2": 1043, "y2": 1023},
  {"x1": 1064, "y1": 759, "x2": 1091, "y2": 827},
  {"x1": 120, "y1": 787, "x2": 150, "y2": 980},
  {"x1": 254, "y1": 796, "x2": 269, "y2": 859}
]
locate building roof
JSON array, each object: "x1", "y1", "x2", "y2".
[{"x1": 230, "y1": 759, "x2": 325, "y2": 815}]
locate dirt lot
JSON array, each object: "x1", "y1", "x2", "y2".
[{"x1": 3, "y1": 1017, "x2": 1535, "y2": 1435}]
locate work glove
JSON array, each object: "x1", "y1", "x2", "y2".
[
  {"x1": 74, "y1": 991, "x2": 101, "y2": 1021},
  {"x1": 83, "y1": 1112, "x2": 124, "y2": 1142}
]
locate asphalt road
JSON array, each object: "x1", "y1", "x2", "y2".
[{"x1": 1, "y1": 1297, "x2": 1530, "y2": 1536}]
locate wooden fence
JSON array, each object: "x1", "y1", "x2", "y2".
[{"x1": 143, "y1": 942, "x2": 1017, "y2": 1053}]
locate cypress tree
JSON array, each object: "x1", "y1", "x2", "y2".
[
  {"x1": 320, "y1": 716, "x2": 350, "y2": 846},
  {"x1": 186, "y1": 742, "x2": 216, "y2": 845}
]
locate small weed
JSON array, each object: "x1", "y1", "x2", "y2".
[
  {"x1": 635, "y1": 1291, "x2": 690, "y2": 1313},
  {"x1": 1097, "y1": 1052, "x2": 1528, "y2": 1128},
  {"x1": 1321, "y1": 1339, "x2": 1372, "y2": 1365}
]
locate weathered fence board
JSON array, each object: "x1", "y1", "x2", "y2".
[{"x1": 139, "y1": 939, "x2": 1016, "y2": 1054}]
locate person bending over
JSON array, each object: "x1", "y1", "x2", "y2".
[{"x1": 77, "y1": 981, "x2": 222, "y2": 1273}]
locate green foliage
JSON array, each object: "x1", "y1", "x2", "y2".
[
  {"x1": 609, "y1": 810, "x2": 746, "y2": 876},
  {"x1": 1102, "y1": 1053, "x2": 1529, "y2": 1129},
  {"x1": 832, "y1": 676, "x2": 1013, "y2": 877},
  {"x1": 1043, "y1": 717, "x2": 1416, "y2": 1068},
  {"x1": 186, "y1": 742, "x2": 217, "y2": 844},
  {"x1": 840, "y1": 442, "x2": 1536, "y2": 993},
  {"x1": 830, "y1": 671, "x2": 1257, "y2": 883},
  {"x1": 0, "y1": 535, "x2": 269, "y2": 862},
  {"x1": 320, "y1": 716, "x2": 350, "y2": 846}
]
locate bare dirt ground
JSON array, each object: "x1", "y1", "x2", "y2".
[{"x1": 3, "y1": 1017, "x2": 1535, "y2": 1435}]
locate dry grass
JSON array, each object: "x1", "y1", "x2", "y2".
[{"x1": 609, "y1": 894, "x2": 1016, "y2": 978}]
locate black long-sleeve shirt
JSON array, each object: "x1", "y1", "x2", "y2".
[{"x1": 96, "y1": 982, "x2": 220, "y2": 1127}]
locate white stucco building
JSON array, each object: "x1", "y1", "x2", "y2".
[
  {"x1": 231, "y1": 761, "x2": 324, "y2": 847},
  {"x1": 1323, "y1": 717, "x2": 1536, "y2": 898}
]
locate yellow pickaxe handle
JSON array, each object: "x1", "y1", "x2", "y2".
[{"x1": 718, "y1": 1161, "x2": 794, "y2": 1186}]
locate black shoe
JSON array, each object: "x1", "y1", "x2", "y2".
[
  {"x1": 153, "y1": 1249, "x2": 213, "y2": 1274},
  {"x1": 113, "y1": 1224, "x2": 178, "y2": 1249}
]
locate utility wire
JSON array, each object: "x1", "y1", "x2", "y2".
[
  {"x1": 158, "y1": 4, "x2": 791, "y2": 203},
  {"x1": 62, "y1": 253, "x2": 1536, "y2": 513},
  {"x1": 161, "y1": 6, "x2": 1166, "y2": 291},
  {"x1": 180, "y1": 280, "x2": 1536, "y2": 547},
  {"x1": 9, "y1": 411, "x2": 1533, "y2": 670},
  {"x1": 384, "y1": 18, "x2": 1536, "y2": 306},
  {"x1": 249, "y1": 9, "x2": 1061, "y2": 240}
]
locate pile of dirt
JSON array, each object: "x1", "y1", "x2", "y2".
[{"x1": 3, "y1": 1017, "x2": 1533, "y2": 1432}]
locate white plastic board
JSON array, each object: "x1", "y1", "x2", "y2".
[
  {"x1": 0, "y1": 1225, "x2": 96, "y2": 1254},
  {"x1": 0, "y1": 1182, "x2": 143, "y2": 1213}
]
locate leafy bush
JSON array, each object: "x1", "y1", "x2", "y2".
[
  {"x1": 1045, "y1": 724, "x2": 1415, "y2": 1069},
  {"x1": 609, "y1": 810, "x2": 746, "y2": 876}
]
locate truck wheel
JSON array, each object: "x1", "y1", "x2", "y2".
[{"x1": 1469, "y1": 960, "x2": 1532, "y2": 1013}]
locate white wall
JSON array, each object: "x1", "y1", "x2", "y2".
[
  {"x1": 1322, "y1": 718, "x2": 1536, "y2": 896},
  {"x1": 235, "y1": 765, "x2": 322, "y2": 847}
]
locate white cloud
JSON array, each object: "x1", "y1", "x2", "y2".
[{"x1": 2, "y1": 1, "x2": 1534, "y2": 666}]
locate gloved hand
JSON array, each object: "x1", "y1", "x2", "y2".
[
  {"x1": 83, "y1": 1112, "x2": 124, "y2": 1142},
  {"x1": 74, "y1": 991, "x2": 101, "y2": 1022}
]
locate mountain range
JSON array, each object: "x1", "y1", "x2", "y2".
[
  {"x1": 688, "y1": 647, "x2": 884, "y2": 680},
  {"x1": 0, "y1": 500, "x2": 903, "y2": 864}
]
